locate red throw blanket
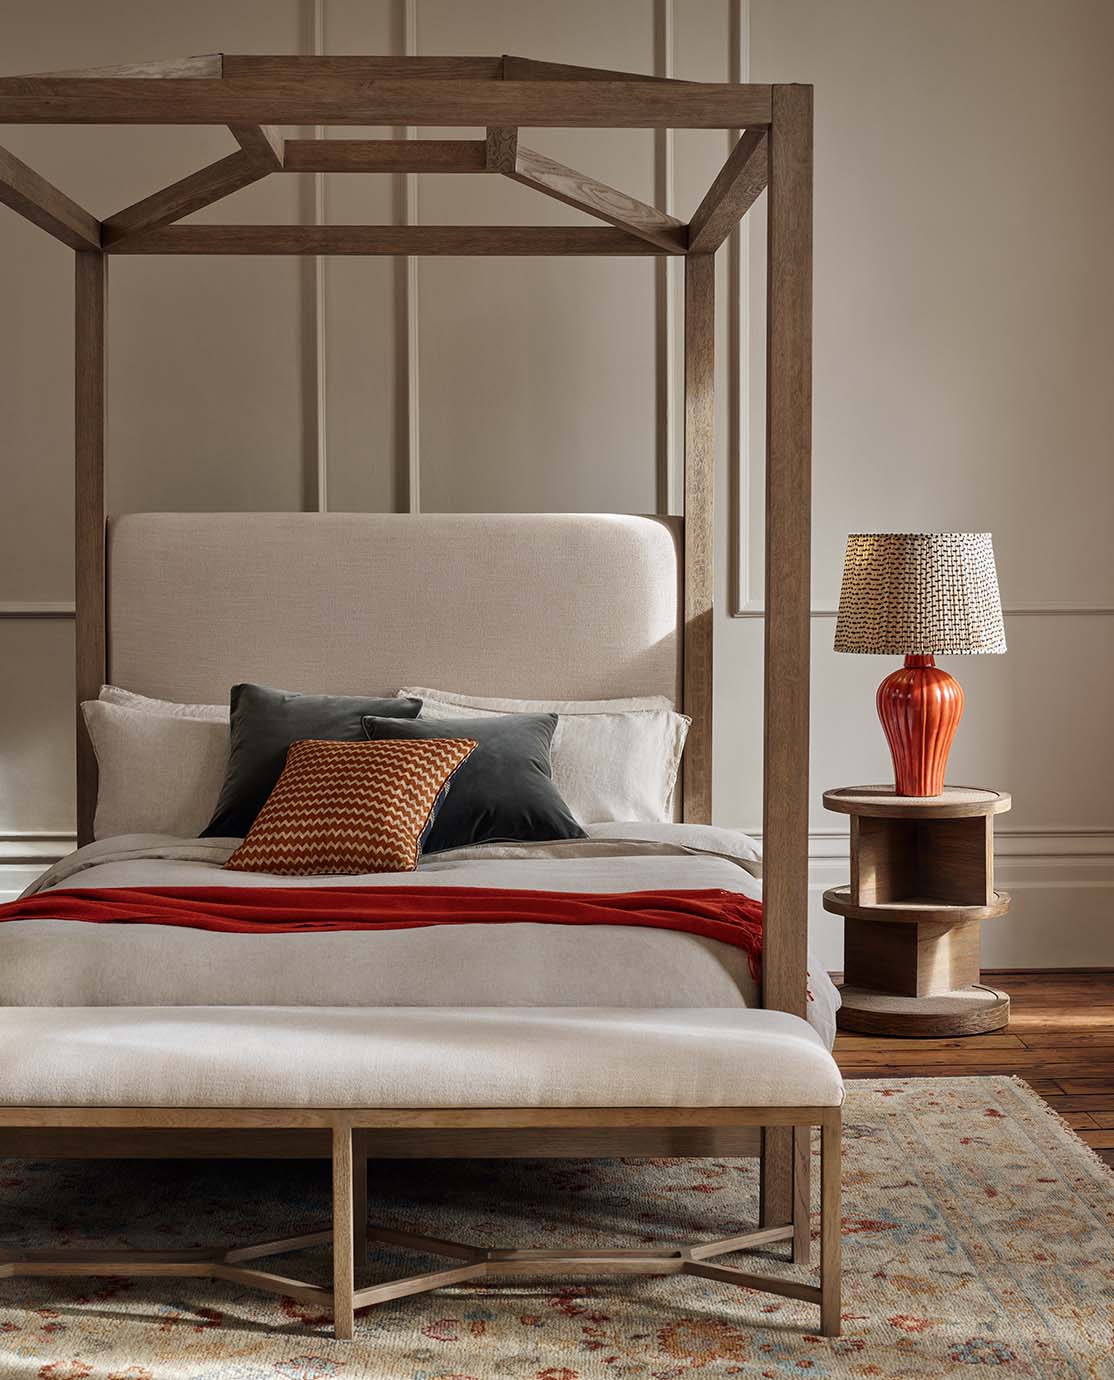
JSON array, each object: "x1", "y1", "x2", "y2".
[{"x1": 0, "y1": 886, "x2": 764, "y2": 981}]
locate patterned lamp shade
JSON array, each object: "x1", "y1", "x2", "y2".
[{"x1": 834, "y1": 533, "x2": 1007, "y2": 656}]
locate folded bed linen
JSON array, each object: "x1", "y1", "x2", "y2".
[{"x1": 5, "y1": 823, "x2": 839, "y2": 1047}]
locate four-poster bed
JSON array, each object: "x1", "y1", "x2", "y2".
[{"x1": 0, "y1": 54, "x2": 834, "y2": 1338}]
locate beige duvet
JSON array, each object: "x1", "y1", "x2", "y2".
[{"x1": 6, "y1": 823, "x2": 839, "y2": 1047}]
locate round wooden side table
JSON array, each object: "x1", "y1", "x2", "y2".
[{"x1": 822, "y1": 785, "x2": 1012, "y2": 1037}]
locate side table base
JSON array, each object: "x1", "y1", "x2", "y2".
[{"x1": 837, "y1": 984, "x2": 1010, "y2": 1038}]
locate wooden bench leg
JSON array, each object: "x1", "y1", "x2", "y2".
[
  {"x1": 820, "y1": 1111, "x2": 842, "y2": 1337},
  {"x1": 792, "y1": 1124, "x2": 811, "y2": 1265},
  {"x1": 332, "y1": 1120, "x2": 355, "y2": 1340},
  {"x1": 353, "y1": 1129, "x2": 368, "y2": 1269},
  {"x1": 760, "y1": 1124, "x2": 794, "y2": 1229}
]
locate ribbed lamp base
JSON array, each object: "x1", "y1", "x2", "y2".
[{"x1": 876, "y1": 655, "x2": 964, "y2": 797}]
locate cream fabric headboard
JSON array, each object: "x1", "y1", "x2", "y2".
[{"x1": 107, "y1": 513, "x2": 682, "y2": 707}]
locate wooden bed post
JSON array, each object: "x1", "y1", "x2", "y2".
[
  {"x1": 75, "y1": 250, "x2": 106, "y2": 848},
  {"x1": 759, "y1": 84, "x2": 814, "y2": 1229},
  {"x1": 681, "y1": 253, "x2": 715, "y2": 824}
]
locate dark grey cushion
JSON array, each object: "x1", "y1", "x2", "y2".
[
  {"x1": 361, "y1": 712, "x2": 585, "y2": 853},
  {"x1": 202, "y1": 684, "x2": 421, "y2": 838}
]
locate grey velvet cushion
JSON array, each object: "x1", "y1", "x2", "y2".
[
  {"x1": 202, "y1": 684, "x2": 421, "y2": 838},
  {"x1": 361, "y1": 712, "x2": 586, "y2": 853}
]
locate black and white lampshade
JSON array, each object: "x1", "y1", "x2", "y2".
[{"x1": 834, "y1": 533, "x2": 1007, "y2": 656}]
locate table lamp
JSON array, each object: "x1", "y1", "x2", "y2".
[{"x1": 833, "y1": 533, "x2": 1006, "y2": 796}]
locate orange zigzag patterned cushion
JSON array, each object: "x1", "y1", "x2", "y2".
[{"x1": 224, "y1": 737, "x2": 477, "y2": 877}]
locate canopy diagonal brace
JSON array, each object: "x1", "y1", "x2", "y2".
[
  {"x1": 102, "y1": 149, "x2": 273, "y2": 247},
  {"x1": 688, "y1": 128, "x2": 768, "y2": 254},
  {"x1": 508, "y1": 145, "x2": 686, "y2": 254},
  {"x1": 229, "y1": 124, "x2": 283, "y2": 170},
  {"x1": 0, "y1": 142, "x2": 100, "y2": 249}
]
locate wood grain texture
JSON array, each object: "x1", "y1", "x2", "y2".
[
  {"x1": 485, "y1": 127, "x2": 518, "y2": 172},
  {"x1": 762, "y1": 84, "x2": 813, "y2": 1021},
  {"x1": 24, "y1": 54, "x2": 221, "y2": 79},
  {"x1": 501, "y1": 54, "x2": 683, "y2": 84},
  {"x1": 823, "y1": 785, "x2": 1010, "y2": 819},
  {"x1": 510, "y1": 144, "x2": 686, "y2": 252},
  {"x1": 826, "y1": 785, "x2": 1011, "y2": 1035},
  {"x1": 0, "y1": 78, "x2": 773, "y2": 128},
  {"x1": 823, "y1": 886, "x2": 1010, "y2": 926},
  {"x1": 221, "y1": 55, "x2": 504, "y2": 80},
  {"x1": 759, "y1": 85, "x2": 813, "y2": 1232},
  {"x1": 681, "y1": 254, "x2": 715, "y2": 825},
  {"x1": 105, "y1": 225, "x2": 669, "y2": 256},
  {"x1": 688, "y1": 128, "x2": 768, "y2": 254},
  {"x1": 0, "y1": 1105, "x2": 837, "y2": 1132},
  {"x1": 210, "y1": 1262, "x2": 332, "y2": 1307},
  {"x1": 850, "y1": 813, "x2": 997, "y2": 908},
  {"x1": 836, "y1": 985, "x2": 1011, "y2": 1037},
  {"x1": 0, "y1": 1128, "x2": 332, "y2": 1159},
  {"x1": 820, "y1": 1116, "x2": 842, "y2": 1336},
  {"x1": 228, "y1": 123, "x2": 283, "y2": 169},
  {"x1": 842, "y1": 916, "x2": 982, "y2": 996},
  {"x1": 353, "y1": 1130, "x2": 368, "y2": 1269},
  {"x1": 0, "y1": 1124, "x2": 763, "y2": 1162},
  {"x1": 0, "y1": 141, "x2": 100, "y2": 249},
  {"x1": 353, "y1": 1261, "x2": 485, "y2": 1306},
  {"x1": 792, "y1": 1123, "x2": 811, "y2": 1265},
  {"x1": 851, "y1": 813, "x2": 916, "y2": 905},
  {"x1": 101, "y1": 150, "x2": 269, "y2": 245},
  {"x1": 331, "y1": 1123, "x2": 355, "y2": 1340},
  {"x1": 283, "y1": 139, "x2": 489, "y2": 172},
  {"x1": 683, "y1": 1258, "x2": 820, "y2": 1303},
  {"x1": 686, "y1": 1224, "x2": 794, "y2": 1259},
  {"x1": 74, "y1": 251, "x2": 105, "y2": 848},
  {"x1": 919, "y1": 815, "x2": 995, "y2": 905}
]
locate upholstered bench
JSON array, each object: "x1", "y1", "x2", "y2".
[{"x1": 0, "y1": 1006, "x2": 844, "y2": 1338}]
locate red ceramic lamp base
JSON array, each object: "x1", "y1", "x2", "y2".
[{"x1": 876, "y1": 655, "x2": 964, "y2": 797}]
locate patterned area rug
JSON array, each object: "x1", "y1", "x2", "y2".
[{"x1": 1, "y1": 1076, "x2": 1111, "y2": 1379}]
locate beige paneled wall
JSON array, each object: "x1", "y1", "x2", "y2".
[
  {"x1": 1, "y1": 1, "x2": 1111, "y2": 966},
  {"x1": 736, "y1": 0, "x2": 1114, "y2": 967}
]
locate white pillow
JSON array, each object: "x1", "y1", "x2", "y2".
[
  {"x1": 399, "y1": 687, "x2": 689, "y2": 825},
  {"x1": 82, "y1": 700, "x2": 230, "y2": 840},
  {"x1": 99, "y1": 684, "x2": 229, "y2": 722},
  {"x1": 401, "y1": 688, "x2": 675, "y2": 716}
]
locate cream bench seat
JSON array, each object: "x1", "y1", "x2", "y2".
[
  {"x1": 0, "y1": 1005, "x2": 843, "y2": 1108},
  {"x1": 0, "y1": 1005, "x2": 843, "y2": 1339}
]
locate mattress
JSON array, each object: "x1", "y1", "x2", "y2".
[{"x1": 5, "y1": 823, "x2": 839, "y2": 1047}]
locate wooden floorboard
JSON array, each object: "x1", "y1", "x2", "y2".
[{"x1": 834, "y1": 970, "x2": 1114, "y2": 1167}]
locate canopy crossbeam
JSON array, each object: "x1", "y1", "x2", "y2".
[{"x1": 0, "y1": 51, "x2": 775, "y2": 254}]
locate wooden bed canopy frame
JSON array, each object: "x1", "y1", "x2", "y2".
[{"x1": 0, "y1": 52, "x2": 813, "y2": 1243}]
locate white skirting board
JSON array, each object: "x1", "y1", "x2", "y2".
[{"x1": 2, "y1": 831, "x2": 1112, "y2": 970}]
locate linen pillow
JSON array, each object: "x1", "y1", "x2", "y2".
[
  {"x1": 99, "y1": 684, "x2": 228, "y2": 722},
  {"x1": 202, "y1": 684, "x2": 422, "y2": 839},
  {"x1": 224, "y1": 737, "x2": 476, "y2": 876},
  {"x1": 399, "y1": 687, "x2": 690, "y2": 825},
  {"x1": 401, "y1": 688, "x2": 676, "y2": 716},
  {"x1": 361, "y1": 712, "x2": 585, "y2": 852},
  {"x1": 81, "y1": 700, "x2": 230, "y2": 840}
]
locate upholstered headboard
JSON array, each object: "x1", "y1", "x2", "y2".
[{"x1": 106, "y1": 513, "x2": 683, "y2": 707}]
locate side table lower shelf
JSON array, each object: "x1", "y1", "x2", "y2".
[{"x1": 824, "y1": 884, "x2": 1012, "y2": 1036}]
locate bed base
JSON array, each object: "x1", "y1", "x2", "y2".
[{"x1": 0, "y1": 1105, "x2": 841, "y2": 1340}]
